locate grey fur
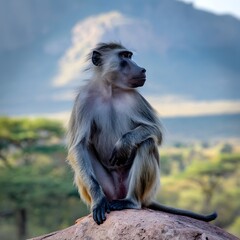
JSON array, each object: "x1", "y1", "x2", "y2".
[{"x1": 67, "y1": 42, "x2": 217, "y2": 225}]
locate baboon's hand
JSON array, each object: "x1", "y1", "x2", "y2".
[
  {"x1": 92, "y1": 196, "x2": 110, "y2": 225},
  {"x1": 109, "y1": 134, "x2": 137, "y2": 166}
]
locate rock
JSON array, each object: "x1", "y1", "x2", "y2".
[{"x1": 29, "y1": 209, "x2": 238, "y2": 240}]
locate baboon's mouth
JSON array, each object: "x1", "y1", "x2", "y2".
[{"x1": 129, "y1": 77, "x2": 146, "y2": 88}]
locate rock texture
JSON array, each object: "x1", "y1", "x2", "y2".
[{"x1": 30, "y1": 209, "x2": 238, "y2": 240}]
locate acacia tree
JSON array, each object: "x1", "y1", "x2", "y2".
[
  {"x1": 0, "y1": 117, "x2": 77, "y2": 240},
  {"x1": 183, "y1": 154, "x2": 240, "y2": 226}
]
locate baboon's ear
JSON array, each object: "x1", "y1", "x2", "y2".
[{"x1": 92, "y1": 51, "x2": 102, "y2": 66}]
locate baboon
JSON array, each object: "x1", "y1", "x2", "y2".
[{"x1": 67, "y1": 42, "x2": 217, "y2": 224}]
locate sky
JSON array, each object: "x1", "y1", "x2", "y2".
[
  {"x1": 0, "y1": 0, "x2": 240, "y2": 119},
  {"x1": 178, "y1": 0, "x2": 240, "y2": 18}
]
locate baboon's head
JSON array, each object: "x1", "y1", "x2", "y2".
[{"x1": 91, "y1": 42, "x2": 146, "y2": 89}]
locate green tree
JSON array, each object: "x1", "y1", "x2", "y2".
[
  {"x1": 220, "y1": 144, "x2": 233, "y2": 154},
  {"x1": 183, "y1": 154, "x2": 240, "y2": 226},
  {"x1": 157, "y1": 145, "x2": 240, "y2": 237},
  {"x1": 0, "y1": 118, "x2": 79, "y2": 240}
]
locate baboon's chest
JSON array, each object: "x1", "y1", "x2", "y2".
[
  {"x1": 94, "y1": 105, "x2": 132, "y2": 141},
  {"x1": 92, "y1": 99, "x2": 134, "y2": 162},
  {"x1": 95, "y1": 95, "x2": 135, "y2": 133}
]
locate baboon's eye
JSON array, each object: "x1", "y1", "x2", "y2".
[{"x1": 119, "y1": 51, "x2": 132, "y2": 59}]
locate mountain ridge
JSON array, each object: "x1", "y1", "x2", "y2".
[{"x1": 0, "y1": 0, "x2": 239, "y2": 116}]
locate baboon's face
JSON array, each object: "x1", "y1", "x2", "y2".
[
  {"x1": 92, "y1": 48, "x2": 146, "y2": 90},
  {"x1": 115, "y1": 50, "x2": 146, "y2": 89}
]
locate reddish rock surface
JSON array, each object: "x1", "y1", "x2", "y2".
[{"x1": 30, "y1": 209, "x2": 238, "y2": 240}]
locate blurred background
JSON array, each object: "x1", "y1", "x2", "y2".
[{"x1": 0, "y1": 0, "x2": 240, "y2": 239}]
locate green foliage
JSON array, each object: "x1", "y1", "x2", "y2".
[
  {"x1": 220, "y1": 143, "x2": 233, "y2": 154},
  {"x1": 0, "y1": 165, "x2": 72, "y2": 208},
  {"x1": 0, "y1": 117, "x2": 88, "y2": 240},
  {"x1": 159, "y1": 143, "x2": 240, "y2": 238},
  {"x1": 160, "y1": 155, "x2": 171, "y2": 175},
  {"x1": 0, "y1": 117, "x2": 239, "y2": 238},
  {"x1": 228, "y1": 217, "x2": 240, "y2": 237},
  {"x1": 0, "y1": 117, "x2": 64, "y2": 144}
]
